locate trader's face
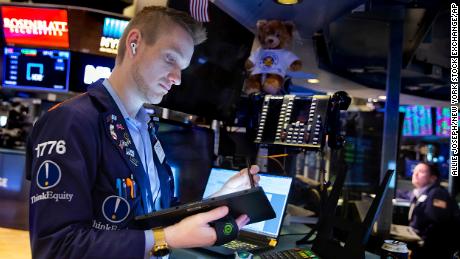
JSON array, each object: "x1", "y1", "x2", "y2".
[
  {"x1": 132, "y1": 24, "x2": 194, "y2": 104},
  {"x1": 412, "y1": 163, "x2": 435, "y2": 189}
]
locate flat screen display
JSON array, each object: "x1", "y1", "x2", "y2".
[
  {"x1": 156, "y1": 119, "x2": 214, "y2": 203},
  {"x1": 2, "y1": 47, "x2": 71, "y2": 92},
  {"x1": 68, "y1": 52, "x2": 115, "y2": 92},
  {"x1": 203, "y1": 168, "x2": 292, "y2": 238},
  {"x1": 99, "y1": 17, "x2": 129, "y2": 54},
  {"x1": 436, "y1": 107, "x2": 450, "y2": 137},
  {"x1": 330, "y1": 111, "x2": 402, "y2": 192},
  {"x1": 400, "y1": 105, "x2": 433, "y2": 136},
  {"x1": 1, "y1": 6, "x2": 69, "y2": 48}
]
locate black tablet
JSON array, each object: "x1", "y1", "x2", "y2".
[{"x1": 134, "y1": 187, "x2": 276, "y2": 229}]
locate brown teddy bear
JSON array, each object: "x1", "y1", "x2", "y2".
[{"x1": 244, "y1": 20, "x2": 302, "y2": 95}]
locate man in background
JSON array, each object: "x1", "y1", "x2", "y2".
[{"x1": 409, "y1": 162, "x2": 460, "y2": 258}]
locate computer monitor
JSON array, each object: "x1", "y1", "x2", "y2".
[
  {"x1": 330, "y1": 111, "x2": 403, "y2": 193},
  {"x1": 203, "y1": 168, "x2": 292, "y2": 238},
  {"x1": 435, "y1": 107, "x2": 450, "y2": 137},
  {"x1": 2, "y1": 46, "x2": 70, "y2": 92},
  {"x1": 400, "y1": 105, "x2": 433, "y2": 137},
  {"x1": 68, "y1": 52, "x2": 115, "y2": 92},
  {"x1": 156, "y1": 119, "x2": 214, "y2": 203},
  {"x1": 99, "y1": 17, "x2": 129, "y2": 55},
  {"x1": 0, "y1": 150, "x2": 28, "y2": 196}
]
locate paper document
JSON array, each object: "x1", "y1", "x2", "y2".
[{"x1": 390, "y1": 224, "x2": 422, "y2": 242}]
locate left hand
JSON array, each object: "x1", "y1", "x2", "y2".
[{"x1": 211, "y1": 165, "x2": 261, "y2": 197}]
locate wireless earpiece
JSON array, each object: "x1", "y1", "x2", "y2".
[{"x1": 130, "y1": 42, "x2": 137, "y2": 55}]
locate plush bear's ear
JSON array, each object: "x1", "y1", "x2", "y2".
[
  {"x1": 257, "y1": 20, "x2": 268, "y2": 29},
  {"x1": 283, "y1": 21, "x2": 295, "y2": 37}
]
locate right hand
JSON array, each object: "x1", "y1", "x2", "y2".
[{"x1": 164, "y1": 206, "x2": 250, "y2": 248}]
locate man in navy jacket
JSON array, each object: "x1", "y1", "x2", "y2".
[
  {"x1": 26, "y1": 6, "x2": 259, "y2": 259},
  {"x1": 409, "y1": 162, "x2": 460, "y2": 258}
]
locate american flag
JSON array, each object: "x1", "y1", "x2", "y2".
[{"x1": 189, "y1": 0, "x2": 210, "y2": 22}]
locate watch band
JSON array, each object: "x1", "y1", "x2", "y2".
[{"x1": 149, "y1": 227, "x2": 170, "y2": 257}]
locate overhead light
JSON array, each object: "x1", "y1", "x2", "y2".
[
  {"x1": 307, "y1": 78, "x2": 320, "y2": 84},
  {"x1": 274, "y1": 0, "x2": 302, "y2": 5},
  {"x1": 349, "y1": 68, "x2": 365, "y2": 73}
]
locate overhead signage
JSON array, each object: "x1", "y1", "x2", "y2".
[
  {"x1": 0, "y1": 177, "x2": 7, "y2": 188},
  {"x1": 100, "y1": 17, "x2": 129, "y2": 54},
  {"x1": 1, "y1": 6, "x2": 69, "y2": 48},
  {"x1": 84, "y1": 65, "x2": 112, "y2": 84}
]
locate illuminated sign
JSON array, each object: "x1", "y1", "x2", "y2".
[
  {"x1": 400, "y1": 105, "x2": 433, "y2": 136},
  {"x1": 0, "y1": 115, "x2": 7, "y2": 127},
  {"x1": 3, "y1": 46, "x2": 71, "y2": 92},
  {"x1": 436, "y1": 107, "x2": 450, "y2": 137},
  {"x1": 84, "y1": 65, "x2": 112, "y2": 84},
  {"x1": 0, "y1": 177, "x2": 7, "y2": 188},
  {"x1": 100, "y1": 17, "x2": 129, "y2": 54},
  {"x1": 1, "y1": 6, "x2": 69, "y2": 48}
]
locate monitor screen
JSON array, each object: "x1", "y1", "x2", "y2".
[
  {"x1": 68, "y1": 52, "x2": 115, "y2": 92},
  {"x1": 2, "y1": 46, "x2": 70, "y2": 92},
  {"x1": 340, "y1": 112, "x2": 385, "y2": 190},
  {"x1": 331, "y1": 111, "x2": 403, "y2": 192},
  {"x1": 400, "y1": 105, "x2": 433, "y2": 136},
  {"x1": 99, "y1": 17, "x2": 129, "y2": 55},
  {"x1": 0, "y1": 151, "x2": 27, "y2": 195},
  {"x1": 203, "y1": 168, "x2": 292, "y2": 238},
  {"x1": 435, "y1": 107, "x2": 450, "y2": 137},
  {"x1": 156, "y1": 119, "x2": 214, "y2": 203},
  {"x1": 1, "y1": 6, "x2": 69, "y2": 48}
]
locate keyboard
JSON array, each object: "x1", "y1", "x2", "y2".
[
  {"x1": 258, "y1": 248, "x2": 319, "y2": 259},
  {"x1": 223, "y1": 240, "x2": 260, "y2": 250}
]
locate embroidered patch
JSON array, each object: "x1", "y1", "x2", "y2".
[
  {"x1": 433, "y1": 199, "x2": 447, "y2": 209},
  {"x1": 126, "y1": 148, "x2": 135, "y2": 158},
  {"x1": 123, "y1": 133, "x2": 131, "y2": 145},
  {"x1": 154, "y1": 140, "x2": 165, "y2": 163},
  {"x1": 36, "y1": 160, "x2": 62, "y2": 190},
  {"x1": 129, "y1": 157, "x2": 139, "y2": 167},
  {"x1": 106, "y1": 114, "x2": 117, "y2": 123},
  {"x1": 109, "y1": 124, "x2": 117, "y2": 140},
  {"x1": 102, "y1": 195, "x2": 130, "y2": 223}
]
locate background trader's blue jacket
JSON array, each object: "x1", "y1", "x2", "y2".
[
  {"x1": 409, "y1": 182, "x2": 460, "y2": 258},
  {"x1": 26, "y1": 80, "x2": 176, "y2": 259}
]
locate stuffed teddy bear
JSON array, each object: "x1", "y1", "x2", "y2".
[{"x1": 244, "y1": 20, "x2": 302, "y2": 95}]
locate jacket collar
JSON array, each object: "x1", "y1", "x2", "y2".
[
  {"x1": 87, "y1": 79, "x2": 145, "y2": 176},
  {"x1": 86, "y1": 80, "x2": 174, "y2": 210},
  {"x1": 87, "y1": 79, "x2": 118, "y2": 112}
]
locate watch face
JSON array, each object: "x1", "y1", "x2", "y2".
[{"x1": 153, "y1": 247, "x2": 170, "y2": 257}]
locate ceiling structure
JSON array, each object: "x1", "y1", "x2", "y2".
[
  {"x1": 6, "y1": 0, "x2": 451, "y2": 106},
  {"x1": 212, "y1": 0, "x2": 451, "y2": 106}
]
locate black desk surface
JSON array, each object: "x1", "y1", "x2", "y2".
[{"x1": 170, "y1": 224, "x2": 380, "y2": 259}]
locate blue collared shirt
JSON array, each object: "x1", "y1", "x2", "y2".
[{"x1": 102, "y1": 79, "x2": 160, "y2": 258}]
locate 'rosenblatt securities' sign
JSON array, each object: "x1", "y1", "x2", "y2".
[
  {"x1": 100, "y1": 17, "x2": 129, "y2": 54},
  {"x1": 1, "y1": 6, "x2": 69, "y2": 48}
]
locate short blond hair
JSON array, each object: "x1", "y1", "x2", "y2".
[{"x1": 116, "y1": 6, "x2": 207, "y2": 64}]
